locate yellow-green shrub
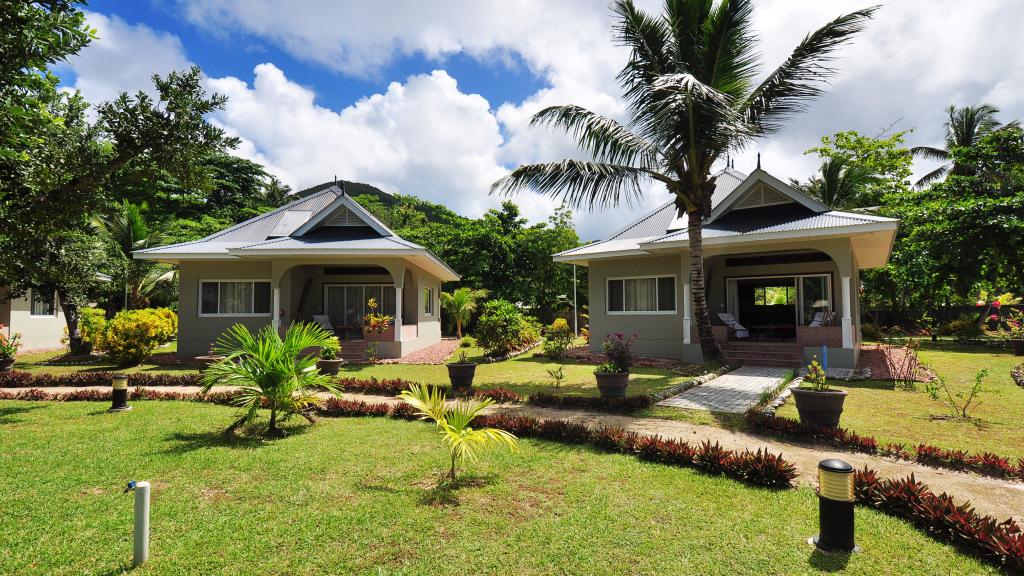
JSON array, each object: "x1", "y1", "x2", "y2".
[{"x1": 95, "y1": 308, "x2": 178, "y2": 366}]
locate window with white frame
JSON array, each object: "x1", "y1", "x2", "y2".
[
  {"x1": 200, "y1": 281, "x2": 272, "y2": 316},
  {"x1": 423, "y1": 287, "x2": 434, "y2": 315},
  {"x1": 607, "y1": 276, "x2": 676, "y2": 313},
  {"x1": 29, "y1": 289, "x2": 56, "y2": 317}
]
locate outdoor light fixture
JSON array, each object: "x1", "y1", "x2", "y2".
[
  {"x1": 812, "y1": 458, "x2": 857, "y2": 553},
  {"x1": 110, "y1": 374, "x2": 131, "y2": 412}
]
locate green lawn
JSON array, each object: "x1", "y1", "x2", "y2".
[
  {"x1": 776, "y1": 340, "x2": 1024, "y2": 458},
  {"x1": 0, "y1": 400, "x2": 998, "y2": 575}
]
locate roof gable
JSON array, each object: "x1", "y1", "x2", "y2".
[
  {"x1": 290, "y1": 186, "x2": 395, "y2": 238},
  {"x1": 707, "y1": 169, "x2": 828, "y2": 224}
]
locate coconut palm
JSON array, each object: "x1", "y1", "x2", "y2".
[
  {"x1": 399, "y1": 382, "x2": 519, "y2": 482},
  {"x1": 203, "y1": 322, "x2": 341, "y2": 436},
  {"x1": 492, "y1": 0, "x2": 876, "y2": 360},
  {"x1": 911, "y1": 104, "x2": 1015, "y2": 188},
  {"x1": 440, "y1": 287, "x2": 489, "y2": 338},
  {"x1": 95, "y1": 201, "x2": 171, "y2": 309},
  {"x1": 789, "y1": 157, "x2": 878, "y2": 209}
]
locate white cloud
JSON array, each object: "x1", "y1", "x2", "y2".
[{"x1": 63, "y1": 1, "x2": 1024, "y2": 241}]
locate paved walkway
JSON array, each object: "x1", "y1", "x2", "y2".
[
  {"x1": 657, "y1": 366, "x2": 791, "y2": 413},
  {"x1": 4, "y1": 385, "x2": 1022, "y2": 522}
]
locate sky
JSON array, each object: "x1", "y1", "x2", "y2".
[{"x1": 57, "y1": 0, "x2": 1024, "y2": 240}]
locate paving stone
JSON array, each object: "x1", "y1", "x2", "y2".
[{"x1": 656, "y1": 366, "x2": 791, "y2": 413}]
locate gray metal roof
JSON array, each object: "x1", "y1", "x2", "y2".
[
  {"x1": 648, "y1": 207, "x2": 893, "y2": 245},
  {"x1": 230, "y1": 235, "x2": 424, "y2": 254},
  {"x1": 202, "y1": 187, "x2": 337, "y2": 243}
]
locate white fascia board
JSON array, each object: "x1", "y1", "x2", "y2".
[{"x1": 638, "y1": 221, "x2": 899, "y2": 250}]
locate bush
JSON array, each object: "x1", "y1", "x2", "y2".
[
  {"x1": 601, "y1": 333, "x2": 635, "y2": 373},
  {"x1": 860, "y1": 322, "x2": 882, "y2": 341},
  {"x1": 542, "y1": 318, "x2": 574, "y2": 359},
  {"x1": 475, "y1": 299, "x2": 540, "y2": 357},
  {"x1": 459, "y1": 335, "x2": 475, "y2": 348},
  {"x1": 94, "y1": 308, "x2": 178, "y2": 366},
  {"x1": 945, "y1": 314, "x2": 983, "y2": 338},
  {"x1": 0, "y1": 370, "x2": 202, "y2": 388}
]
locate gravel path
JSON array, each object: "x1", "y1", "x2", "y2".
[
  {"x1": 7, "y1": 385, "x2": 1021, "y2": 522},
  {"x1": 380, "y1": 338, "x2": 460, "y2": 365}
]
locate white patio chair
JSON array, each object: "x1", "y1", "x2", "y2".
[
  {"x1": 311, "y1": 314, "x2": 334, "y2": 332},
  {"x1": 808, "y1": 311, "x2": 825, "y2": 327},
  {"x1": 716, "y1": 312, "x2": 749, "y2": 339}
]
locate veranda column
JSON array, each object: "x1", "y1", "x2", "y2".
[
  {"x1": 841, "y1": 276, "x2": 852, "y2": 348},
  {"x1": 272, "y1": 287, "x2": 281, "y2": 332},
  {"x1": 683, "y1": 282, "x2": 692, "y2": 345},
  {"x1": 393, "y1": 286, "x2": 403, "y2": 342}
]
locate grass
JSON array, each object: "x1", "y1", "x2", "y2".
[
  {"x1": 776, "y1": 340, "x2": 1024, "y2": 458},
  {"x1": 0, "y1": 400, "x2": 999, "y2": 575}
]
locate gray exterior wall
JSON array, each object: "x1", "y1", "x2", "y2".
[
  {"x1": 0, "y1": 286, "x2": 67, "y2": 350},
  {"x1": 588, "y1": 256, "x2": 685, "y2": 359},
  {"x1": 176, "y1": 259, "x2": 443, "y2": 358}
]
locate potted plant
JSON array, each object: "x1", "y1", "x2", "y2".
[
  {"x1": 791, "y1": 356, "x2": 847, "y2": 428},
  {"x1": 594, "y1": 333, "x2": 634, "y2": 398},
  {"x1": 317, "y1": 338, "x2": 344, "y2": 375},
  {"x1": 0, "y1": 325, "x2": 21, "y2": 371},
  {"x1": 987, "y1": 313, "x2": 1000, "y2": 331},
  {"x1": 447, "y1": 351, "x2": 477, "y2": 393}
]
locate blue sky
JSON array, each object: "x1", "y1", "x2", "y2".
[{"x1": 60, "y1": 0, "x2": 1024, "y2": 239}]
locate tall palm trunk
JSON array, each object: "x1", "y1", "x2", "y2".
[
  {"x1": 686, "y1": 206, "x2": 721, "y2": 361},
  {"x1": 456, "y1": 317, "x2": 463, "y2": 339}
]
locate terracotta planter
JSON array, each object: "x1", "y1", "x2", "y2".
[
  {"x1": 447, "y1": 362, "x2": 477, "y2": 392},
  {"x1": 792, "y1": 388, "x2": 847, "y2": 428},
  {"x1": 0, "y1": 357, "x2": 14, "y2": 372},
  {"x1": 595, "y1": 371, "x2": 630, "y2": 398},
  {"x1": 317, "y1": 358, "x2": 345, "y2": 375},
  {"x1": 1011, "y1": 339, "x2": 1024, "y2": 356}
]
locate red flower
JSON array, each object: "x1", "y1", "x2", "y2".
[{"x1": 992, "y1": 300, "x2": 1002, "y2": 309}]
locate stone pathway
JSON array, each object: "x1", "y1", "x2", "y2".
[
  {"x1": 4, "y1": 385, "x2": 1022, "y2": 522},
  {"x1": 657, "y1": 366, "x2": 791, "y2": 413}
]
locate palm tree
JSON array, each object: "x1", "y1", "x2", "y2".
[
  {"x1": 492, "y1": 0, "x2": 876, "y2": 360},
  {"x1": 440, "y1": 287, "x2": 489, "y2": 338},
  {"x1": 95, "y1": 201, "x2": 170, "y2": 309},
  {"x1": 911, "y1": 104, "x2": 1013, "y2": 188},
  {"x1": 399, "y1": 383, "x2": 519, "y2": 482},
  {"x1": 789, "y1": 157, "x2": 878, "y2": 209},
  {"x1": 203, "y1": 322, "x2": 341, "y2": 436}
]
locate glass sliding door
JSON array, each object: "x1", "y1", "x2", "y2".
[
  {"x1": 799, "y1": 275, "x2": 831, "y2": 325},
  {"x1": 324, "y1": 284, "x2": 397, "y2": 337}
]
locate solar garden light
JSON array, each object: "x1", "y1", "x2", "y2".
[
  {"x1": 812, "y1": 458, "x2": 858, "y2": 553},
  {"x1": 124, "y1": 480, "x2": 150, "y2": 568},
  {"x1": 109, "y1": 374, "x2": 131, "y2": 412}
]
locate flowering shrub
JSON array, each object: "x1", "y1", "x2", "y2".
[
  {"x1": 802, "y1": 355, "x2": 829, "y2": 391},
  {"x1": 475, "y1": 299, "x2": 540, "y2": 357},
  {"x1": 0, "y1": 325, "x2": 22, "y2": 359},
  {"x1": 542, "y1": 318, "x2": 574, "y2": 360},
  {"x1": 94, "y1": 308, "x2": 177, "y2": 366},
  {"x1": 599, "y1": 333, "x2": 635, "y2": 373}
]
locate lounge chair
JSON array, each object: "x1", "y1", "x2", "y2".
[
  {"x1": 311, "y1": 314, "x2": 334, "y2": 332},
  {"x1": 808, "y1": 311, "x2": 825, "y2": 327},
  {"x1": 717, "y1": 312, "x2": 749, "y2": 339}
]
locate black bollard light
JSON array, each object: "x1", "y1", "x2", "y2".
[
  {"x1": 813, "y1": 458, "x2": 857, "y2": 553},
  {"x1": 110, "y1": 374, "x2": 132, "y2": 412}
]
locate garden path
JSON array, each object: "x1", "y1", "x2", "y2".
[
  {"x1": 656, "y1": 366, "x2": 790, "y2": 413},
  {"x1": 6, "y1": 384, "x2": 1022, "y2": 523}
]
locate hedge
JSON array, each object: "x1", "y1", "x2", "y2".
[{"x1": 0, "y1": 371, "x2": 202, "y2": 388}]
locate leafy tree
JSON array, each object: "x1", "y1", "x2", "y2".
[
  {"x1": 399, "y1": 382, "x2": 519, "y2": 482},
  {"x1": 803, "y1": 129, "x2": 913, "y2": 206},
  {"x1": 911, "y1": 104, "x2": 1016, "y2": 188},
  {"x1": 203, "y1": 323, "x2": 342, "y2": 437},
  {"x1": 491, "y1": 0, "x2": 876, "y2": 360},
  {"x1": 440, "y1": 287, "x2": 489, "y2": 338},
  {"x1": 789, "y1": 157, "x2": 877, "y2": 209}
]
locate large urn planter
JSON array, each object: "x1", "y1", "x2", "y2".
[
  {"x1": 447, "y1": 361, "x2": 478, "y2": 393},
  {"x1": 791, "y1": 388, "x2": 848, "y2": 428},
  {"x1": 317, "y1": 358, "x2": 345, "y2": 376},
  {"x1": 595, "y1": 371, "x2": 630, "y2": 398},
  {"x1": 1010, "y1": 339, "x2": 1024, "y2": 356},
  {"x1": 0, "y1": 357, "x2": 14, "y2": 372}
]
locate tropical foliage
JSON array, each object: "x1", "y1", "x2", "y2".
[
  {"x1": 542, "y1": 318, "x2": 574, "y2": 360},
  {"x1": 475, "y1": 299, "x2": 540, "y2": 357},
  {"x1": 94, "y1": 308, "x2": 177, "y2": 366},
  {"x1": 492, "y1": 0, "x2": 876, "y2": 360},
  {"x1": 398, "y1": 382, "x2": 519, "y2": 481},
  {"x1": 911, "y1": 104, "x2": 1017, "y2": 188},
  {"x1": 0, "y1": 325, "x2": 21, "y2": 360},
  {"x1": 440, "y1": 287, "x2": 489, "y2": 338},
  {"x1": 202, "y1": 322, "x2": 341, "y2": 436}
]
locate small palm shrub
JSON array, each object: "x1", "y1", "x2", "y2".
[
  {"x1": 542, "y1": 318, "x2": 574, "y2": 359},
  {"x1": 203, "y1": 322, "x2": 341, "y2": 436},
  {"x1": 475, "y1": 299, "x2": 539, "y2": 357},
  {"x1": 399, "y1": 382, "x2": 519, "y2": 482},
  {"x1": 94, "y1": 308, "x2": 177, "y2": 366},
  {"x1": 459, "y1": 335, "x2": 475, "y2": 348}
]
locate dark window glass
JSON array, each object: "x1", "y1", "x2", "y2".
[
  {"x1": 30, "y1": 290, "x2": 56, "y2": 316},
  {"x1": 201, "y1": 283, "x2": 219, "y2": 314},
  {"x1": 253, "y1": 282, "x2": 272, "y2": 314},
  {"x1": 657, "y1": 277, "x2": 676, "y2": 311},
  {"x1": 608, "y1": 279, "x2": 624, "y2": 311}
]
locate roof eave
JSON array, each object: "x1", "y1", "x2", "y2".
[{"x1": 638, "y1": 221, "x2": 899, "y2": 250}]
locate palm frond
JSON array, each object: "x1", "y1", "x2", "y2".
[
  {"x1": 913, "y1": 164, "x2": 950, "y2": 189},
  {"x1": 741, "y1": 6, "x2": 878, "y2": 134},
  {"x1": 696, "y1": 0, "x2": 758, "y2": 99},
  {"x1": 490, "y1": 160, "x2": 665, "y2": 210},
  {"x1": 909, "y1": 146, "x2": 949, "y2": 162},
  {"x1": 398, "y1": 382, "x2": 448, "y2": 425},
  {"x1": 530, "y1": 105, "x2": 659, "y2": 167}
]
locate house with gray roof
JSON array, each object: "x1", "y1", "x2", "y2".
[
  {"x1": 554, "y1": 167, "x2": 899, "y2": 368},
  {"x1": 135, "y1": 183, "x2": 459, "y2": 359}
]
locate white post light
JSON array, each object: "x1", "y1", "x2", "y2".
[{"x1": 126, "y1": 480, "x2": 150, "y2": 567}]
